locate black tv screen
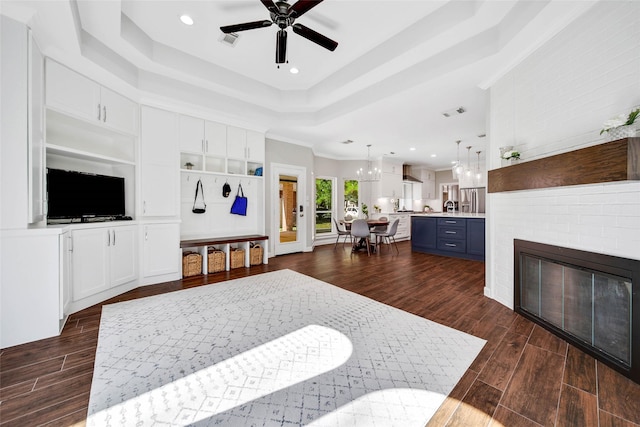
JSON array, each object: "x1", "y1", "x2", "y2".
[{"x1": 47, "y1": 168, "x2": 125, "y2": 220}]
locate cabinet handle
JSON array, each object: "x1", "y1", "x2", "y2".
[
  {"x1": 69, "y1": 236, "x2": 73, "y2": 252},
  {"x1": 206, "y1": 140, "x2": 209, "y2": 152},
  {"x1": 97, "y1": 103, "x2": 101, "y2": 120},
  {"x1": 445, "y1": 220, "x2": 457, "y2": 224},
  {"x1": 445, "y1": 243, "x2": 457, "y2": 247},
  {"x1": 103, "y1": 106, "x2": 107, "y2": 122},
  {"x1": 145, "y1": 231, "x2": 148, "y2": 241},
  {"x1": 445, "y1": 231, "x2": 457, "y2": 234},
  {"x1": 112, "y1": 230, "x2": 116, "y2": 246},
  {"x1": 143, "y1": 201, "x2": 146, "y2": 214},
  {"x1": 107, "y1": 230, "x2": 111, "y2": 246}
]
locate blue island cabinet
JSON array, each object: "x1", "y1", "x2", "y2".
[{"x1": 411, "y1": 216, "x2": 485, "y2": 261}]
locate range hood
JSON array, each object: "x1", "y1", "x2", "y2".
[{"x1": 402, "y1": 165, "x2": 422, "y2": 183}]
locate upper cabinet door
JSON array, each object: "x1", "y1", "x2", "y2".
[
  {"x1": 205, "y1": 120, "x2": 227, "y2": 157},
  {"x1": 246, "y1": 130, "x2": 265, "y2": 162},
  {"x1": 99, "y1": 87, "x2": 138, "y2": 135},
  {"x1": 45, "y1": 60, "x2": 100, "y2": 124},
  {"x1": 226, "y1": 126, "x2": 246, "y2": 159},
  {"x1": 45, "y1": 59, "x2": 138, "y2": 135},
  {"x1": 179, "y1": 115, "x2": 204, "y2": 153}
]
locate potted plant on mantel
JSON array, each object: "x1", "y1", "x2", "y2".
[{"x1": 600, "y1": 107, "x2": 639, "y2": 141}]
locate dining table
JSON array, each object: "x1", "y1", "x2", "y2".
[{"x1": 341, "y1": 218, "x2": 389, "y2": 253}]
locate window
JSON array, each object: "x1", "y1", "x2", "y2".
[
  {"x1": 344, "y1": 179, "x2": 358, "y2": 218},
  {"x1": 315, "y1": 178, "x2": 334, "y2": 234}
]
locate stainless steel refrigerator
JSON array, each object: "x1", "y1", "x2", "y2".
[{"x1": 460, "y1": 187, "x2": 486, "y2": 213}]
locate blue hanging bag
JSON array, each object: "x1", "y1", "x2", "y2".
[{"x1": 230, "y1": 183, "x2": 248, "y2": 216}]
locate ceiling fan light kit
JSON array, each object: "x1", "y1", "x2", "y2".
[{"x1": 220, "y1": 0, "x2": 338, "y2": 65}]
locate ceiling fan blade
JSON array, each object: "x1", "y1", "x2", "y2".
[
  {"x1": 220, "y1": 20, "x2": 273, "y2": 33},
  {"x1": 276, "y1": 29, "x2": 287, "y2": 64},
  {"x1": 292, "y1": 23, "x2": 337, "y2": 51},
  {"x1": 260, "y1": 0, "x2": 279, "y2": 14},
  {"x1": 289, "y1": 0, "x2": 323, "y2": 18}
]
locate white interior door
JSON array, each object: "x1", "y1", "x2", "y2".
[{"x1": 272, "y1": 163, "x2": 306, "y2": 255}]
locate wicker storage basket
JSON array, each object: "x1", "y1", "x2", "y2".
[
  {"x1": 182, "y1": 252, "x2": 202, "y2": 277},
  {"x1": 230, "y1": 248, "x2": 245, "y2": 269},
  {"x1": 250, "y1": 244, "x2": 263, "y2": 266},
  {"x1": 208, "y1": 249, "x2": 226, "y2": 273}
]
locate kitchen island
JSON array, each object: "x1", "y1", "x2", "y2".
[{"x1": 411, "y1": 213, "x2": 485, "y2": 261}]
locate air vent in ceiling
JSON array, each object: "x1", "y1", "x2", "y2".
[
  {"x1": 341, "y1": 139, "x2": 354, "y2": 144},
  {"x1": 219, "y1": 32, "x2": 239, "y2": 47},
  {"x1": 442, "y1": 106, "x2": 466, "y2": 117}
]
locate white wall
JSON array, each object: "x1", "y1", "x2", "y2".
[{"x1": 486, "y1": 0, "x2": 640, "y2": 308}]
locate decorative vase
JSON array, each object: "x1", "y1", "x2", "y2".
[
  {"x1": 508, "y1": 158, "x2": 520, "y2": 166},
  {"x1": 605, "y1": 125, "x2": 638, "y2": 142}
]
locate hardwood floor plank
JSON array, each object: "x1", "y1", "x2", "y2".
[
  {"x1": 599, "y1": 410, "x2": 640, "y2": 427},
  {"x1": 0, "y1": 372, "x2": 92, "y2": 424},
  {"x1": 426, "y1": 369, "x2": 479, "y2": 426},
  {"x1": 446, "y1": 379, "x2": 502, "y2": 427},
  {"x1": 0, "y1": 356, "x2": 64, "y2": 389},
  {"x1": 501, "y1": 344, "x2": 565, "y2": 426},
  {"x1": 528, "y1": 325, "x2": 568, "y2": 356},
  {"x1": 490, "y1": 404, "x2": 543, "y2": 427},
  {"x1": 597, "y1": 361, "x2": 640, "y2": 425},
  {"x1": 477, "y1": 331, "x2": 528, "y2": 391},
  {"x1": 555, "y1": 384, "x2": 598, "y2": 427},
  {"x1": 509, "y1": 314, "x2": 535, "y2": 337},
  {"x1": 563, "y1": 344, "x2": 596, "y2": 394}
]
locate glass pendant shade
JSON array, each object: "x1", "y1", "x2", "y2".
[{"x1": 451, "y1": 140, "x2": 462, "y2": 179}]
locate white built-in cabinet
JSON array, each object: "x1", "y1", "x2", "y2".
[
  {"x1": 45, "y1": 60, "x2": 138, "y2": 135},
  {"x1": 140, "y1": 106, "x2": 178, "y2": 217},
  {"x1": 421, "y1": 169, "x2": 436, "y2": 199},
  {"x1": 378, "y1": 159, "x2": 403, "y2": 198},
  {"x1": 141, "y1": 222, "x2": 180, "y2": 283},
  {"x1": 70, "y1": 225, "x2": 137, "y2": 302},
  {"x1": 179, "y1": 115, "x2": 227, "y2": 173},
  {"x1": 179, "y1": 118, "x2": 265, "y2": 176},
  {"x1": 60, "y1": 230, "x2": 71, "y2": 318}
]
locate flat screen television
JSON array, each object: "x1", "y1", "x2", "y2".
[{"x1": 47, "y1": 168, "x2": 125, "y2": 221}]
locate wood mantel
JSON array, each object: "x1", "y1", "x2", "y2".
[{"x1": 488, "y1": 137, "x2": 640, "y2": 193}]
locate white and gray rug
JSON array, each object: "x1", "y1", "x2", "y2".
[{"x1": 87, "y1": 269, "x2": 485, "y2": 426}]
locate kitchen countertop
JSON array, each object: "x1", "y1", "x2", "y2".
[
  {"x1": 413, "y1": 212, "x2": 486, "y2": 219},
  {"x1": 374, "y1": 212, "x2": 485, "y2": 218}
]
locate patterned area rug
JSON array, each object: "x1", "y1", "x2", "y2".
[{"x1": 87, "y1": 269, "x2": 485, "y2": 426}]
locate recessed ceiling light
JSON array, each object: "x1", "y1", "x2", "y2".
[
  {"x1": 430, "y1": 154, "x2": 437, "y2": 158},
  {"x1": 409, "y1": 147, "x2": 416, "y2": 151},
  {"x1": 289, "y1": 67, "x2": 299, "y2": 74},
  {"x1": 180, "y1": 14, "x2": 194, "y2": 26}
]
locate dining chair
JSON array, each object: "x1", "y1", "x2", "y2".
[
  {"x1": 371, "y1": 216, "x2": 388, "y2": 247},
  {"x1": 350, "y1": 219, "x2": 372, "y2": 256},
  {"x1": 333, "y1": 218, "x2": 352, "y2": 250},
  {"x1": 376, "y1": 218, "x2": 400, "y2": 253}
]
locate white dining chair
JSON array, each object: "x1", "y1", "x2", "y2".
[
  {"x1": 350, "y1": 219, "x2": 372, "y2": 256},
  {"x1": 375, "y1": 218, "x2": 400, "y2": 253},
  {"x1": 333, "y1": 218, "x2": 352, "y2": 249}
]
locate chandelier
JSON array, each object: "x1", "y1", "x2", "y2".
[{"x1": 356, "y1": 144, "x2": 380, "y2": 182}]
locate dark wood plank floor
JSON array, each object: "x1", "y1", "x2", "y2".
[{"x1": 1, "y1": 241, "x2": 639, "y2": 426}]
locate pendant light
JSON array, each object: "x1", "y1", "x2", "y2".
[
  {"x1": 475, "y1": 150, "x2": 482, "y2": 185},
  {"x1": 465, "y1": 146, "x2": 473, "y2": 177},
  {"x1": 356, "y1": 144, "x2": 380, "y2": 182},
  {"x1": 451, "y1": 140, "x2": 463, "y2": 179}
]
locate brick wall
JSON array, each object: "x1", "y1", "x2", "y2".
[{"x1": 487, "y1": 1, "x2": 640, "y2": 308}]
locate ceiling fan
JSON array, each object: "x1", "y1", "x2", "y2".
[{"x1": 220, "y1": 0, "x2": 338, "y2": 64}]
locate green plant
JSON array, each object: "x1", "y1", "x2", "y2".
[
  {"x1": 501, "y1": 150, "x2": 520, "y2": 160},
  {"x1": 361, "y1": 203, "x2": 368, "y2": 216},
  {"x1": 600, "y1": 108, "x2": 640, "y2": 134}
]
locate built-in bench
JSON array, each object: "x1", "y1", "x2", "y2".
[{"x1": 180, "y1": 235, "x2": 269, "y2": 275}]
